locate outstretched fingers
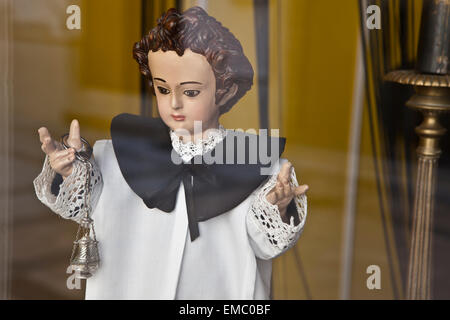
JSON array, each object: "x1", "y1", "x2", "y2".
[
  {"x1": 68, "y1": 119, "x2": 82, "y2": 150},
  {"x1": 277, "y1": 162, "x2": 294, "y2": 197},
  {"x1": 277, "y1": 162, "x2": 292, "y2": 183},
  {"x1": 38, "y1": 127, "x2": 58, "y2": 155},
  {"x1": 294, "y1": 184, "x2": 309, "y2": 196}
]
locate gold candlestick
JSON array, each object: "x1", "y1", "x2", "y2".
[
  {"x1": 385, "y1": 0, "x2": 449, "y2": 300},
  {"x1": 384, "y1": 73, "x2": 450, "y2": 299}
]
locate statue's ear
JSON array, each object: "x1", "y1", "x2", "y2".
[{"x1": 217, "y1": 83, "x2": 238, "y2": 107}]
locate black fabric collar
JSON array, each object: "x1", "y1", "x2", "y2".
[{"x1": 110, "y1": 113, "x2": 286, "y2": 241}]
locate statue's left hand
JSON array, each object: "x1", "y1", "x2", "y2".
[{"x1": 265, "y1": 162, "x2": 308, "y2": 224}]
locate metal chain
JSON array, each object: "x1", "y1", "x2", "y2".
[
  {"x1": 69, "y1": 153, "x2": 93, "y2": 263},
  {"x1": 83, "y1": 160, "x2": 92, "y2": 219}
]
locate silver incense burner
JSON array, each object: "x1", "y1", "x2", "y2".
[{"x1": 61, "y1": 134, "x2": 100, "y2": 279}]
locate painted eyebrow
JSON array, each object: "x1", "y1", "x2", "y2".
[
  {"x1": 180, "y1": 81, "x2": 203, "y2": 85},
  {"x1": 153, "y1": 78, "x2": 203, "y2": 86}
]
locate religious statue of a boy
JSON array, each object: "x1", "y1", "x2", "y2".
[{"x1": 33, "y1": 6, "x2": 308, "y2": 299}]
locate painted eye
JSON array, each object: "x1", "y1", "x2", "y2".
[
  {"x1": 157, "y1": 87, "x2": 170, "y2": 95},
  {"x1": 184, "y1": 90, "x2": 200, "y2": 97}
]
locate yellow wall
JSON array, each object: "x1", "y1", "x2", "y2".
[
  {"x1": 350, "y1": 99, "x2": 397, "y2": 299},
  {"x1": 272, "y1": 0, "x2": 360, "y2": 299},
  {"x1": 70, "y1": 0, "x2": 142, "y2": 139},
  {"x1": 270, "y1": 0, "x2": 399, "y2": 299}
]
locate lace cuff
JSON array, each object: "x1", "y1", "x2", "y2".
[
  {"x1": 247, "y1": 167, "x2": 307, "y2": 258},
  {"x1": 33, "y1": 154, "x2": 103, "y2": 223}
]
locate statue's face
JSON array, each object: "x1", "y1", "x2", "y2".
[{"x1": 148, "y1": 49, "x2": 220, "y2": 139}]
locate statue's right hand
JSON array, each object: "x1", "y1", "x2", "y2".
[{"x1": 38, "y1": 119, "x2": 82, "y2": 179}]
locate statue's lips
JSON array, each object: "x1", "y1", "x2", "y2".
[{"x1": 171, "y1": 115, "x2": 186, "y2": 121}]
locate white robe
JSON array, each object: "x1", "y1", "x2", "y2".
[{"x1": 33, "y1": 137, "x2": 307, "y2": 300}]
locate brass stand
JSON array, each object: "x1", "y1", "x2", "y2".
[
  {"x1": 385, "y1": 71, "x2": 450, "y2": 299},
  {"x1": 383, "y1": 0, "x2": 449, "y2": 300}
]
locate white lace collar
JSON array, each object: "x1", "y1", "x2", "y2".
[{"x1": 169, "y1": 125, "x2": 227, "y2": 162}]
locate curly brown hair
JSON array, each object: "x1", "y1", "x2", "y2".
[{"x1": 133, "y1": 6, "x2": 254, "y2": 114}]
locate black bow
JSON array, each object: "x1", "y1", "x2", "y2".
[{"x1": 111, "y1": 113, "x2": 287, "y2": 241}]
